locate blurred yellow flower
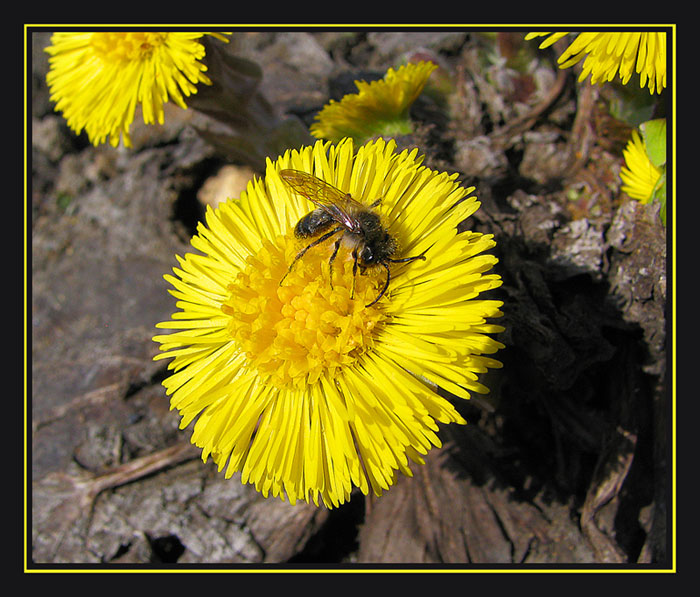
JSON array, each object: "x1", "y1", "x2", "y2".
[
  {"x1": 311, "y1": 61, "x2": 438, "y2": 143},
  {"x1": 153, "y1": 137, "x2": 505, "y2": 508},
  {"x1": 45, "y1": 32, "x2": 229, "y2": 147},
  {"x1": 526, "y1": 32, "x2": 666, "y2": 94}
]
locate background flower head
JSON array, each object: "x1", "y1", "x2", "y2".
[
  {"x1": 153, "y1": 137, "x2": 504, "y2": 508},
  {"x1": 310, "y1": 61, "x2": 438, "y2": 143},
  {"x1": 526, "y1": 32, "x2": 666, "y2": 94},
  {"x1": 45, "y1": 32, "x2": 229, "y2": 147},
  {"x1": 620, "y1": 119, "x2": 667, "y2": 224},
  {"x1": 620, "y1": 130, "x2": 661, "y2": 202}
]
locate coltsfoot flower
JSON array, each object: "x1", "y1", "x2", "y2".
[
  {"x1": 45, "y1": 32, "x2": 229, "y2": 147},
  {"x1": 620, "y1": 129, "x2": 662, "y2": 202},
  {"x1": 526, "y1": 32, "x2": 666, "y2": 94},
  {"x1": 620, "y1": 122, "x2": 666, "y2": 224},
  {"x1": 310, "y1": 61, "x2": 438, "y2": 143},
  {"x1": 153, "y1": 137, "x2": 505, "y2": 508}
]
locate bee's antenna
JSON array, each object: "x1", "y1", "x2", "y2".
[{"x1": 388, "y1": 248, "x2": 428, "y2": 264}]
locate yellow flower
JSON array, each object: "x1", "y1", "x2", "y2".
[
  {"x1": 152, "y1": 137, "x2": 505, "y2": 508},
  {"x1": 310, "y1": 61, "x2": 438, "y2": 143},
  {"x1": 45, "y1": 32, "x2": 229, "y2": 147},
  {"x1": 526, "y1": 32, "x2": 666, "y2": 94},
  {"x1": 620, "y1": 129, "x2": 662, "y2": 202}
]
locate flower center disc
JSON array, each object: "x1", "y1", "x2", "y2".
[{"x1": 222, "y1": 233, "x2": 387, "y2": 389}]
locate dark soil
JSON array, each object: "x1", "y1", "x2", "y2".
[{"x1": 29, "y1": 30, "x2": 669, "y2": 567}]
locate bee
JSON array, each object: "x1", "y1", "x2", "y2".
[{"x1": 278, "y1": 169, "x2": 426, "y2": 307}]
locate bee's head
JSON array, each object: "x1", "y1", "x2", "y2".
[
  {"x1": 359, "y1": 244, "x2": 376, "y2": 264},
  {"x1": 357, "y1": 232, "x2": 397, "y2": 267}
]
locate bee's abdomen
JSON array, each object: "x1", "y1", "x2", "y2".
[{"x1": 295, "y1": 209, "x2": 336, "y2": 238}]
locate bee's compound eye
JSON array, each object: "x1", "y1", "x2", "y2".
[{"x1": 360, "y1": 246, "x2": 374, "y2": 263}]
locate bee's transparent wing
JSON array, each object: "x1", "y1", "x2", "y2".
[{"x1": 280, "y1": 169, "x2": 363, "y2": 233}]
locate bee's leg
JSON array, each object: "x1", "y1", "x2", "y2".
[
  {"x1": 279, "y1": 227, "x2": 343, "y2": 285},
  {"x1": 365, "y1": 262, "x2": 391, "y2": 308},
  {"x1": 327, "y1": 238, "x2": 342, "y2": 289},
  {"x1": 350, "y1": 248, "x2": 359, "y2": 299},
  {"x1": 368, "y1": 197, "x2": 382, "y2": 208}
]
